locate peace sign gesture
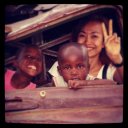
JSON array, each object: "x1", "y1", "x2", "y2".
[{"x1": 102, "y1": 19, "x2": 122, "y2": 64}]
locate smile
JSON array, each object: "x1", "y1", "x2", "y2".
[
  {"x1": 27, "y1": 65, "x2": 37, "y2": 70},
  {"x1": 87, "y1": 48, "x2": 93, "y2": 50}
]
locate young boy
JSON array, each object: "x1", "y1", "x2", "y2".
[
  {"x1": 5, "y1": 44, "x2": 43, "y2": 91},
  {"x1": 52, "y1": 42, "x2": 90, "y2": 89}
]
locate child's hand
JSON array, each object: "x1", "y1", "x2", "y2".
[
  {"x1": 102, "y1": 19, "x2": 123, "y2": 64},
  {"x1": 68, "y1": 80, "x2": 87, "y2": 89}
]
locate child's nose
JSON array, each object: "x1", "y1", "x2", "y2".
[{"x1": 71, "y1": 68, "x2": 78, "y2": 75}]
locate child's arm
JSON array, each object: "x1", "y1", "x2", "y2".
[{"x1": 68, "y1": 79, "x2": 117, "y2": 89}]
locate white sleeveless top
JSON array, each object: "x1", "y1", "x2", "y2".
[{"x1": 48, "y1": 61, "x2": 116, "y2": 87}]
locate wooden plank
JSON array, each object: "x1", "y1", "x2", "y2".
[
  {"x1": 5, "y1": 106, "x2": 123, "y2": 124},
  {"x1": 5, "y1": 82, "x2": 123, "y2": 123},
  {"x1": 5, "y1": 82, "x2": 123, "y2": 109}
]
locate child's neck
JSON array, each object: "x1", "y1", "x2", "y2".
[{"x1": 11, "y1": 72, "x2": 32, "y2": 89}]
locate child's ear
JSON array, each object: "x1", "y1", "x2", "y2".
[{"x1": 57, "y1": 66, "x2": 62, "y2": 76}]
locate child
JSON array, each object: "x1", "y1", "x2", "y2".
[
  {"x1": 5, "y1": 44, "x2": 43, "y2": 91},
  {"x1": 52, "y1": 42, "x2": 90, "y2": 89}
]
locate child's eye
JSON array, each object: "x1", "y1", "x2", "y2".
[
  {"x1": 25, "y1": 55, "x2": 42, "y2": 61},
  {"x1": 36, "y1": 57, "x2": 42, "y2": 62},
  {"x1": 63, "y1": 66, "x2": 71, "y2": 70},
  {"x1": 77, "y1": 64, "x2": 85, "y2": 69},
  {"x1": 25, "y1": 55, "x2": 32, "y2": 59},
  {"x1": 64, "y1": 67, "x2": 70, "y2": 70}
]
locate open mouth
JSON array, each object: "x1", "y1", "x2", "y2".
[
  {"x1": 27, "y1": 65, "x2": 37, "y2": 70},
  {"x1": 71, "y1": 78, "x2": 80, "y2": 80}
]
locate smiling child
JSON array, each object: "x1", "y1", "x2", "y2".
[{"x1": 5, "y1": 44, "x2": 43, "y2": 91}]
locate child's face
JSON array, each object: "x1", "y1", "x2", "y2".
[
  {"x1": 77, "y1": 21, "x2": 104, "y2": 58},
  {"x1": 16, "y1": 47, "x2": 43, "y2": 77},
  {"x1": 58, "y1": 52, "x2": 88, "y2": 83}
]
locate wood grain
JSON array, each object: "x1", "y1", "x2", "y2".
[{"x1": 5, "y1": 81, "x2": 123, "y2": 123}]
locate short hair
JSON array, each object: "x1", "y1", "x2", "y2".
[
  {"x1": 15, "y1": 44, "x2": 41, "y2": 60},
  {"x1": 58, "y1": 42, "x2": 89, "y2": 68}
]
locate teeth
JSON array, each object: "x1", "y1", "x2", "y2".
[
  {"x1": 28, "y1": 65, "x2": 37, "y2": 70},
  {"x1": 87, "y1": 48, "x2": 93, "y2": 50},
  {"x1": 72, "y1": 78, "x2": 80, "y2": 80}
]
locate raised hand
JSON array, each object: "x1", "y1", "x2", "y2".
[{"x1": 101, "y1": 19, "x2": 122, "y2": 64}]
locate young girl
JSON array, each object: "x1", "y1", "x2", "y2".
[
  {"x1": 5, "y1": 44, "x2": 43, "y2": 91},
  {"x1": 49, "y1": 14, "x2": 123, "y2": 84},
  {"x1": 53, "y1": 42, "x2": 89, "y2": 89}
]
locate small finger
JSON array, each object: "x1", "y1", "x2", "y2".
[
  {"x1": 117, "y1": 37, "x2": 121, "y2": 42},
  {"x1": 113, "y1": 33, "x2": 117, "y2": 38},
  {"x1": 102, "y1": 22, "x2": 108, "y2": 40},
  {"x1": 68, "y1": 80, "x2": 76, "y2": 88},
  {"x1": 116, "y1": 37, "x2": 121, "y2": 43},
  {"x1": 109, "y1": 19, "x2": 113, "y2": 36},
  {"x1": 68, "y1": 80, "x2": 72, "y2": 88}
]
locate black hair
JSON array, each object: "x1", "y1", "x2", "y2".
[
  {"x1": 58, "y1": 42, "x2": 89, "y2": 68},
  {"x1": 15, "y1": 44, "x2": 41, "y2": 60},
  {"x1": 71, "y1": 14, "x2": 109, "y2": 42},
  {"x1": 71, "y1": 14, "x2": 111, "y2": 65}
]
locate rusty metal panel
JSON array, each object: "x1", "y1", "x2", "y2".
[{"x1": 5, "y1": 5, "x2": 122, "y2": 42}]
